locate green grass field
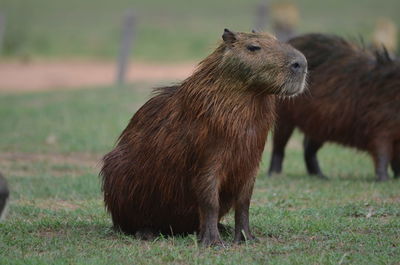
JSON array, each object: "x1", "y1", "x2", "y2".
[
  {"x1": 0, "y1": 85, "x2": 399, "y2": 264},
  {"x1": 1, "y1": 0, "x2": 399, "y2": 60}
]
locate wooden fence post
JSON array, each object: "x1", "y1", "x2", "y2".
[
  {"x1": 116, "y1": 11, "x2": 136, "y2": 86},
  {"x1": 0, "y1": 13, "x2": 6, "y2": 53}
]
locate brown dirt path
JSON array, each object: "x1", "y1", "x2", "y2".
[{"x1": 0, "y1": 60, "x2": 196, "y2": 93}]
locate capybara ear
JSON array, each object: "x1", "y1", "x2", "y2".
[{"x1": 222, "y1": 28, "x2": 237, "y2": 45}]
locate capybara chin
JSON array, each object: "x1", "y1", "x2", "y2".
[
  {"x1": 101, "y1": 29, "x2": 307, "y2": 246},
  {"x1": 268, "y1": 33, "x2": 400, "y2": 182}
]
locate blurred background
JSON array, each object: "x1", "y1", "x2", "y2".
[{"x1": 0, "y1": 0, "x2": 399, "y2": 92}]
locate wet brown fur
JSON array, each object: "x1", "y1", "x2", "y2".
[
  {"x1": 101, "y1": 30, "x2": 306, "y2": 245},
  {"x1": 269, "y1": 33, "x2": 400, "y2": 181}
]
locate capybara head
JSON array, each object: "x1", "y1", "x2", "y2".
[{"x1": 219, "y1": 29, "x2": 307, "y2": 96}]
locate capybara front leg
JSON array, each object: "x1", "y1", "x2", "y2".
[
  {"x1": 391, "y1": 142, "x2": 400, "y2": 179},
  {"x1": 198, "y1": 206, "x2": 223, "y2": 246},
  {"x1": 196, "y1": 176, "x2": 223, "y2": 246},
  {"x1": 268, "y1": 118, "x2": 295, "y2": 176},
  {"x1": 233, "y1": 178, "x2": 256, "y2": 244},
  {"x1": 371, "y1": 142, "x2": 392, "y2": 181},
  {"x1": 303, "y1": 136, "x2": 326, "y2": 179}
]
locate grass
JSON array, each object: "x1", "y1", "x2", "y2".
[
  {"x1": 0, "y1": 85, "x2": 400, "y2": 264},
  {"x1": 0, "y1": 0, "x2": 399, "y2": 60}
]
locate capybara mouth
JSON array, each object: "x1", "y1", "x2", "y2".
[{"x1": 281, "y1": 71, "x2": 307, "y2": 97}]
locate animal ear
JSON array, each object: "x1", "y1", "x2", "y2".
[{"x1": 222, "y1": 28, "x2": 237, "y2": 45}]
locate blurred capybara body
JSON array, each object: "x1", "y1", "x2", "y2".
[
  {"x1": 268, "y1": 33, "x2": 400, "y2": 181},
  {"x1": 101, "y1": 29, "x2": 307, "y2": 245},
  {"x1": 0, "y1": 172, "x2": 9, "y2": 220}
]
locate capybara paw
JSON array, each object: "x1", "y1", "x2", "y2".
[
  {"x1": 376, "y1": 176, "x2": 389, "y2": 182},
  {"x1": 233, "y1": 232, "x2": 257, "y2": 244},
  {"x1": 309, "y1": 171, "x2": 328, "y2": 180},
  {"x1": 268, "y1": 171, "x2": 282, "y2": 178},
  {"x1": 317, "y1": 174, "x2": 329, "y2": 180},
  {"x1": 199, "y1": 234, "x2": 225, "y2": 247},
  {"x1": 135, "y1": 228, "x2": 158, "y2": 240}
]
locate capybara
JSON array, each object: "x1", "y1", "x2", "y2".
[
  {"x1": 0, "y1": 172, "x2": 9, "y2": 220},
  {"x1": 101, "y1": 29, "x2": 307, "y2": 246},
  {"x1": 268, "y1": 33, "x2": 400, "y2": 181}
]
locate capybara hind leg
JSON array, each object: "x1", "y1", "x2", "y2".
[
  {"x1": 217, "y1": 223, "x2": 233, "y2": 236},
  {"x1": 196, "y1": 175, "x2": 223, "y2": 246},
  {"x1": 391, "y1": 142, "x2": 400, "y2": 179},
  {"x1": 135, "y1": 228, "x2": 158, "y2": 240},
  {"x1": 391, "y1": 159, "x2": 400, "y2": 178},
  {"x1": 371, "y1": 142, "x2": 392, "y2": 181},
  {"x1": 268, "y1": 119, "x2": 295, "y2": 176},
  {"x1": 233, "y1": 178, "x2": 256, "y2": 244},
  {"x1": 303, "y1": 136, "x2": 326, "y2": 179}
]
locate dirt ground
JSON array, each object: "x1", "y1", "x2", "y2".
[{"x1": 0, "y1": 60, "x2": 196, "y2": 93}]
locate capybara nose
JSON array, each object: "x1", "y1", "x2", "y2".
[{"x1": 290, "y1": 59, "x2": 307, "y2": 73}]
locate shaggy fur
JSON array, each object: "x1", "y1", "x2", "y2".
[
  {"x1": 268, "y1": 33, "x2": 400, "y2": 181},
  {"x1": 101, "y1": 29, "x2": 307, "y2": 245}
]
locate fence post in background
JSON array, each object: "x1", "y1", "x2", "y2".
[
  {"x1": 0, "y1": 13, "x2": 6, "y2": 54},
  {"x1": 254, "y1": 1, "x2": 269, "y2": 31},
  {"x1": 116, "y1": 11, "x2": 136, "y2": 86}
]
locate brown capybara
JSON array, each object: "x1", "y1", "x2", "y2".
[
  {"x1": 0, "y1": 172, "x2": 9, "y2": 220},
  {"x1": 101, "y1": 29, "x2": 307, "y2": 246},
  {"x1": 372, "y1": 18, "x2": 397, "y2": 55},
  {"x1": 268, "y1": 33, "x2": 400, "y2": 181}
]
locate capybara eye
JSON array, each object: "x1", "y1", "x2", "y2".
[{"x1": 247, "y1": 45, "x2": 261, "y2": 52}]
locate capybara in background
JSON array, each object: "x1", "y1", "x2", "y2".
[
  {"x1": 372, "y1": 18, "x2": 397, "y2": 55},
  {"x1": 268, "y1": 33, "x2": 400, "y2": 181},
  {"x1": 271, "y1": 2, "x2": 300, "y2": 41},
  {"x1": 101, "y1": 29, "x2": 307, "y2": 246},
  {"x1": 0, "y1": 172, "x2": 9, "y2": 220}
]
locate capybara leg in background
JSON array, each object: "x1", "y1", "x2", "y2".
[
  {"x1": 268, "y1": 117, "x2": 295, "y2": 176},
  {"x1": 391, "y1": 142, "x2": 400, "y2": 178},
  {"x1": 303, "y1": 137, "x2": 326, "y2": 179},
  {"x1": 371, "y1": 141, "x2": 392, "y2": 182}
]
